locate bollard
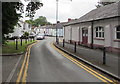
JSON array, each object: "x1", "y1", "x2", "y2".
[
  {"x1": 16, "y1": 39, "x2": 18, "y2": 50},
  {"x1": 21, "y1": 38, "x2": 22, "y2": 46},
  {"x1": 25, "y1": 38, "x2": 27, "y2": 44},
  {"x1": 30, "y1": 38, "x2": 32, "y2": 42},
  {"x1": 56, "y1": 38, "x2": 59, "y2": 44},
  {"x1": 28, "y1": 37, "x2": 29, "y2": 42},
  {"x1": 103, "y1": 47, "x2": 106, "y2": 65},
  {"x1": 63, "y1": 39, "x2": 65, "y2": 47},
  {"x1": 33, "y1": 37, "x2": 35, "y2": 41},
  {"x1": 74, "y1": 42, "x2": 77, "y2": 53}
]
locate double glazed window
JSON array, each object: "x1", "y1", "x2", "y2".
[
  {"x1": 116, "y1": 26, "x2": 120, "y2": 39},
  {"x1": 96, "y1": 26, "x2": 104, "y2": 38}
]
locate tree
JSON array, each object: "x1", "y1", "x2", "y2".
[
  {"x1": 96, "y1": 0, "x2": 117, "y2": 8},
  {"x1": 2, "y1": 1, "x2": 43, "y2": 44},
  {"x1": 26, "y1": 16, "x2": 51, "y2": 27},
  {"x1": 23, "y1": 32, "x2": 29, "y2": 37},
  {"x1": 2, "y1": 2, "x2": 22, "y2": 44}
]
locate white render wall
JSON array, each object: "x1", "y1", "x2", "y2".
[
  {"x1": 71, "y1": 25, "x2": 79, "y2": 42},
  {"x1": 64, "y1": 17, "x2": 120, "y2": 49},
  {"x1": 93, "y1": 18, "x2": 119, "y2": 48},
  {"x1": 64, "y1": 26, "x2": 71, "y2": 42},
  {"x1": 11, "y1": 21, "x2": 24, "y2": 37}
]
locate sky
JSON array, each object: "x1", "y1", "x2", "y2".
[
  {"x1": 21, "y1": 0, "x2": 99, "y2": 23},
  {"x1": 33, "y1": 0, "x2": 99, "y2": 23}
]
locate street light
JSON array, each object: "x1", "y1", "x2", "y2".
[{"x1": 56, "y1": 0, "x2": 72, "y2": 44}]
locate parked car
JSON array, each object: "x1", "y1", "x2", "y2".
[
  {"x1": 29, "y1": 33, "x2": 36, "y2": 38},
  {"x1": 36, "y1": 34, "x2": 45, "y2": 40}
]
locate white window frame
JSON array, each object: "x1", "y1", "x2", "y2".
[
  {"x1": 95, "y1": 26, "x2": 104, "y2": 38},
  {"x1": 115, "y1": 26, "x2": 120, "y2": 40}
]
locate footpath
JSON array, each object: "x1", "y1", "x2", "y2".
[
  {"x1": 55, "y1": 41, "x2": 120, "y2": 81},
  {"x1": 1, "y1": 39, "x2": 36, "y2": 83}
]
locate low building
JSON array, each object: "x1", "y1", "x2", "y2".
[
  {"x1": 40, "y1": 22, "x2": 64, "y2": 37},
  {"x1": 64, "y1": 2, "x2": 120, "y2": 53}
]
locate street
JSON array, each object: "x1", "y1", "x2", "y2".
[
  {"x1": 2, "y1": 1, "x2": 120, "y2": 83},
  {"x1": 25, "y1": 37, "x2": 113, "y2": 82}
]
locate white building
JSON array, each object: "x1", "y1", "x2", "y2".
[
  {"x1": 9, "y1": 20, "x2": 32, "y2": 37},
  {"x1": 64, "y1": 2, "x2": 120, "y2": 53}
]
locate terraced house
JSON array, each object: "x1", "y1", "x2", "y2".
[{"x1": 63, "y1": 1, "x2": 120, "y2": 53}]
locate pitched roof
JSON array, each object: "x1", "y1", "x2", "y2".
[{"x1": 66, "y1": 1, "x2": 120, "y2": 25}]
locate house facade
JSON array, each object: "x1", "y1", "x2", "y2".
[
  {"x1": 64, "y1": 2, "x2": 120, "y2": 53},
  {"x1": 9, "y1": 20, "x2": 32, "y2": 37},
  {"x1": 40, "y1": 23, "x2": 64, "y2": 37}
]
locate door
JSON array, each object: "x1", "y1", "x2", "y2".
[{"x1": 82, "y1": 28, "x2": 88, "y2": 45}]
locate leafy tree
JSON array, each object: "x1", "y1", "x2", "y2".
[
  {"x1": 23, "y1": 32, "x2": 29, "y2": 37},
  {"x1": 96, "y1": 1, "x2": 116, "y2": 8},
  {"x1": 25, "y1": 16, "x2": 51, "y2": 27},
  {"x1": 2, "y1": 1, "x2": 43, "y2": 44},
  {"x1": 2, "y1": 2, "x2": 22, "y2": 44}
]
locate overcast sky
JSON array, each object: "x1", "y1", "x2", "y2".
[
  {"x1": 33, "y1": 0, "x2": 98, "y2": 23},
  {"x1": 21, "y1": 0, "x2": 98, "y2": 23}
]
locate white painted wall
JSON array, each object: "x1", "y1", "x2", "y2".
[
  {"x1": 64, "y1": 17, "x2": 120, "y2": 50},
  {"x1": 71, "y1": 26, "x2": 79, "y2": 42},
  {"x1": 64, "y1": 26, "x2": 71, "y2": 42}
]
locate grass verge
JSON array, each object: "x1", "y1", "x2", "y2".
[{"x1": 2, "y1": 40, "x2": 36, "y2": 54}]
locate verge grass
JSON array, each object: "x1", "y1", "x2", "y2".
[{"x1": 2, "y1": 40, "x2": 36, "y2": 54}]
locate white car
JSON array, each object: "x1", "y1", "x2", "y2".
[{"x1": 36, "y1": 34, "x2": 45, "y2": 40}]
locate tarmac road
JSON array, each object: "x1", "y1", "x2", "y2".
[{"x1": 26, "y1": 37, "x2": 113, "y2": 82}]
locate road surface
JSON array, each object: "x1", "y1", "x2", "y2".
[{"x1": 26, "y1": 37, "x2": 113, "y2": 82}]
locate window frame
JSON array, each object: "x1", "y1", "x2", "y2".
[
  {"x1": 95, "y1": 26, "x2": 104, "y2": 39},
  {"x1": 115, "y1": 25, "x2": 120, "y2": 40}
]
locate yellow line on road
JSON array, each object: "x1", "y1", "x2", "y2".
[
  {"x1": 16, "y1": 47, "x2": 29, "y2": 84},
  {"x1": 22, "y1": 43, "x2": 36, "y2": 84},
  {"x1": 51, "y1": 43, "x2": 115, "y2": 84},
  {"x1": 16, "y1": 41, "x2": 39, "y2": 84}
]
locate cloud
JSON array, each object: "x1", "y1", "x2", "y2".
[{"x1": 34, "y1": 0, "x2": 98, "y2": 23}]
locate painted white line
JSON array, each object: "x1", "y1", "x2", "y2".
[{"x1": 5, "y1": 55, "x2": 22, "y2": 83}]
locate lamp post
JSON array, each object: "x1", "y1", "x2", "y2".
[
  {"x1": 56, "y1": 0, "x2": 72, "y2": 44},
  {"x1": 56, "y1": 0, "x2": 59, "y2": 44}
]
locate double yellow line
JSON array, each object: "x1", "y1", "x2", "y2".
[
  {"x1": 51, "y1": 43, "x2": 116, "y2": 84},
  {"x1": 16, "y1": 41, "x2": 38, "y2": 84}
]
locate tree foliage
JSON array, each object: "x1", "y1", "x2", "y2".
[
  {"x1": 96, "y1": 2, "x2": 115, "y2": 8},
  {"x1": 25, "y1": 16, "x2": 51, "y2": 27},
  {"x1": 26, "y1": 2, "x2": 43, "y2": 18},
  {"x1": 2, "y1": 1, "x2": 43, "y2": 44}
]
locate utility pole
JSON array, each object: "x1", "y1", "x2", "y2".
[
  {"x1": 56, "y1": 0, "x2": 72, "y2": 44},
  {"x1": 56, "y1": 0, "x2": 59, "y2": 44}
]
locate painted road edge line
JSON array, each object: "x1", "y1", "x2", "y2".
[
  {"x1": 16, "y1": 41, "x2": 38, "y2": 84},
  {"x1": 51, "y1": 42, "x2": 116, "y2": 83},
  {"x1": 53, "y1": 42, "x2": 120, "y2": 81}
]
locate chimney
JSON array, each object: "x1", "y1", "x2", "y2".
[
  {"x1": 57, "y1": 21, "x2": 60, "y2": 23},
  {"x1": 68, "y1": 18, "x2": 71, "y2": 22}
]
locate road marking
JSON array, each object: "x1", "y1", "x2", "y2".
[
  {"x1": 16, "y1": 41, "x2": 39, "y2": 84},
  {"x1": 22, "y1": 43, "x2": 34, "y2": 83},
  {"x1": 16, "y1": 51, "x2": 28, "y2": 84},
  {"x1": 51, "y1": 43, "x2": 115, "y2": 84}
]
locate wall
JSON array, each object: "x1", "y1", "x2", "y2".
[{"x1": 64, "y1": 17, "x2": 120, "y2": 53}]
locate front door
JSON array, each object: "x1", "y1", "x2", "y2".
[{"x1": 82, "y1": 28, "x2": 88, "y2": 45}]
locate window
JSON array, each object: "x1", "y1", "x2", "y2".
[
  {"x1": 95, "y1": 26, "x2": 104, "y2": 38},
  {"x1": 116, "y1": 26, "x2": 120, "y2": 39}
]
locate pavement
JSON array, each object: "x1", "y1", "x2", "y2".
[
  {"x1": 56, "y1": 41, "x2": 119, "y2": 80},
  {"x1": 2, "y1": 55, "x2": 23, "y2": 83}
]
